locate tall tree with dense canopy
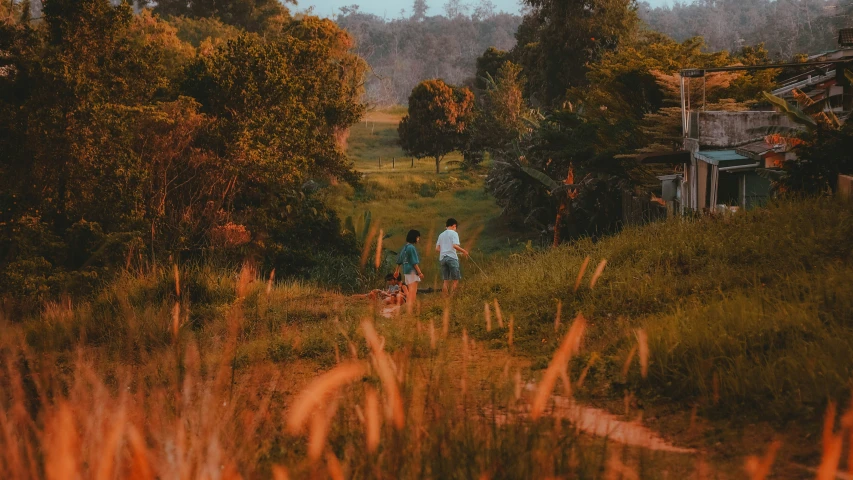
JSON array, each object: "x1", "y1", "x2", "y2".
[
  {"x1": 471, "y1": 61, "x2": 530, "y2": 153},
  {"x1": 398, "y1": 79, "x2": 475, "y2": 173},
  {"x1": 512, "y1": 0, "x2": 638, "y2": 105}
]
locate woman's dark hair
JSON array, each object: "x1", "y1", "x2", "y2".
[
  {"x1": 406, "y1": 229, "x2": 420, "y2": 243},
  {"x1": 385, "y1": 273, "x2": 397, "y2": 281},
  {"x1": 446, "y1": 218, "x2": 458, "y2": 227}
]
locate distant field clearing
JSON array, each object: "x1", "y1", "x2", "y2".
[{"x1": 363, "y1": 110, "x2": 404, "y2": 124}]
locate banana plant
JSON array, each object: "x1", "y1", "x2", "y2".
[
  {"x1": 343, "y1": 210, "x2": 373, "y2": 244},
  {"x1": 751, "y1": 73, "x2": 852, "y2": 188},
  {"x1": 508, "y1": 162, "x2": 587, "y2": 247}
]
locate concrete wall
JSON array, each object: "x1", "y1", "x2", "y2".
[{"x1": 695, "y1": 112, "x2": 800, "y2": 148}]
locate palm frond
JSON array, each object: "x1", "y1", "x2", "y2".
[
  {"x1": 802, "y1": 95, "x2": 847, "y2": 115},
  {"x1": 761, "y1": 91, "x2": 816, "y2": 129},
  {"x1": 518, "y1": 166, "x2": 559, "y2": 191},
  {"x1": 550, "y1": 183, "x2": 583, "y2": 194}
]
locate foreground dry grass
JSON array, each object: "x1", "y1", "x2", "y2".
[
  {"x1": 3, "y1": 193, "x2": 853, "y2": 478},
  {"x1": 0, "y1": 263, "x2": 688, "y2": 479},
  {"x1": 3, "y1": 256, "x2": 853, "y2": 479}
]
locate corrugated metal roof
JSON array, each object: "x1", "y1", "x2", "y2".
[
  {"x1": 737, "y1": 141, "x2": 772, "y2": 155},
  {"x1": 695, "y1": 150, "x2": 755, "y2": 167}
]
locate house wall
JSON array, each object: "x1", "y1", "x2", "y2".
[
  {"x1": 695, "y1": 112, "x2": 800, "y2": 148},
  {"x1": 697, "y1": 161, "x2": 709, "y2": 210},
  {"x1": 764, "y1": 152, "x2": 785, "y2": 168}
]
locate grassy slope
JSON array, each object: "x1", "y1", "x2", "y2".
[
  {"x1": 454, "y1": 198, "x2": 853, "y2": 426},
  {"x1": 8, "y1": 108, "x2": 853, "y2": 477}
]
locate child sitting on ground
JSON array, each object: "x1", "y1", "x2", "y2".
[{"x1": 352, "y1": 273, "x2": 407, "y2": 305}]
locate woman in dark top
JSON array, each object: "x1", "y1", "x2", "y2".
[{"x1": 394, "y1": 229, "x2": 424, "y2": 311}]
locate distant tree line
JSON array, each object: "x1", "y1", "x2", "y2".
[
  {"x1": 638, "y1": 0, "x2": 852, "y2": 59},
  {"x1": 338, "y1": 0, "x2": 851, "y2": 107},
  {"x1": 334, "y1": 1, "x2": 521, "y2": 105},
  {"x1": 0, "y1": 0, "x2": 366, "y2": 303}
]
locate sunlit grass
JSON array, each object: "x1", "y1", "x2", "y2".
[
  {"x1": 454, "y1": 197, "x2": 853, "y2": 425},
  {"x1": 328, "y1": 108, "x2": 536, "y2": 266}
]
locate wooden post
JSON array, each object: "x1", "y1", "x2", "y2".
[
  {"x1": 392, "y1": 157, "x2": 395, "y2": 168},
  {"x1": 411, "y1": 157, "x2": 414, "y2": 168},
  {"x1": 839, "y1": 174, "x2": 853, "y2": 199}
]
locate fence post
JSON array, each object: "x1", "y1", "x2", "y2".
[
  {"x1": 411, "y1": 157, "x2": 414, "y2": 168},
  {"x1": 392, "y1": 157, "x2": 395, "y2": 168}
]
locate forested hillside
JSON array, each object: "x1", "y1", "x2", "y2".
[
  {"x1": 639, "y1": 0, "x2": 852, "y2": 58},
  {"x1": 335, "y1": 2, "x2": 521, "y2": 105}
]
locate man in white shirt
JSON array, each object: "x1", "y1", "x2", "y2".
[{"x1": 435, "y1": 218, "x2": 468, "y2": 296}]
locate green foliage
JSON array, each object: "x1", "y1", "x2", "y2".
[
  {"x1": 166, "y1": 15, "x2": 241, "y2": 48},
  {"x1": 0, "y1": 2, "x2": 369, "y2": 303},
  {"x1": 487, "y1": 105, "x2": 638, "y2": 240},
  {"x1": 147, "y1": 0, "x2": 290, "y2": 32},
  {"x1": 752, "y1": 84, "x2": 852, "y2": 195},
  {"x1": 398, "y1": 79, "x2": 475, "y2": 173},
  {"x1": 474, "y1": 46, "x2": 511, "y2": 91},
  {"x1": 512, "y1": 0, "x2": 638, "y2": 105},
  {"x1": 470, "y1": 62, "x2": 531, "y2": 156},
  {"x1": 782, "y1": 122, "x2": 853, "y2": 195}
]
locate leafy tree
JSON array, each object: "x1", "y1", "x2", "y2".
[
  {"x1": 398, "y1": 79, "x2": 475, "y2": 173},
  {"x1": 166, "y1": 15, "x2": 241, "y2": 48},
  {"x1": 471, "y1": 61, "x2": 530, "y2": 153},
  {"x1": 182, "y1": 25, "x2": 366, "y2": 268},
  {"x1": 512, "y1": 0, "x2": 638, "y2": 105},
  {"x1": 412, "y1": 0, "x2": 429, "y2": 20},
  {"x1": 474, "y1": 46, "x2": 510, "y2": 91},
  {"x1": 148, "y1": 0, "x2": 289, "y2": 32}
]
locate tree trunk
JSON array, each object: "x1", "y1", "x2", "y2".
[
  {"x1": 553, "y1": 196, "x2": 569, "y2": 247},
  {"x1": 435, "y1": 156, "x2": 441, "y2": 174}
]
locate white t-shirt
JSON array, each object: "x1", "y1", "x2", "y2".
[{"x1": 436, "y1": 229, "x2": 460, "y2": 260}]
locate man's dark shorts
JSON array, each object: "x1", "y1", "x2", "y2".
[{"x1": 440, "y1": 257, "x2": 461, "y2": 281}]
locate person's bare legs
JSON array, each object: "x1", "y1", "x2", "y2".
[
  {"x1": 449, "y1": 280, "x2": 459, "y2": 296},
  {"x1": 406, "y1": 282, "x2": 419, "y2": 314}
]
